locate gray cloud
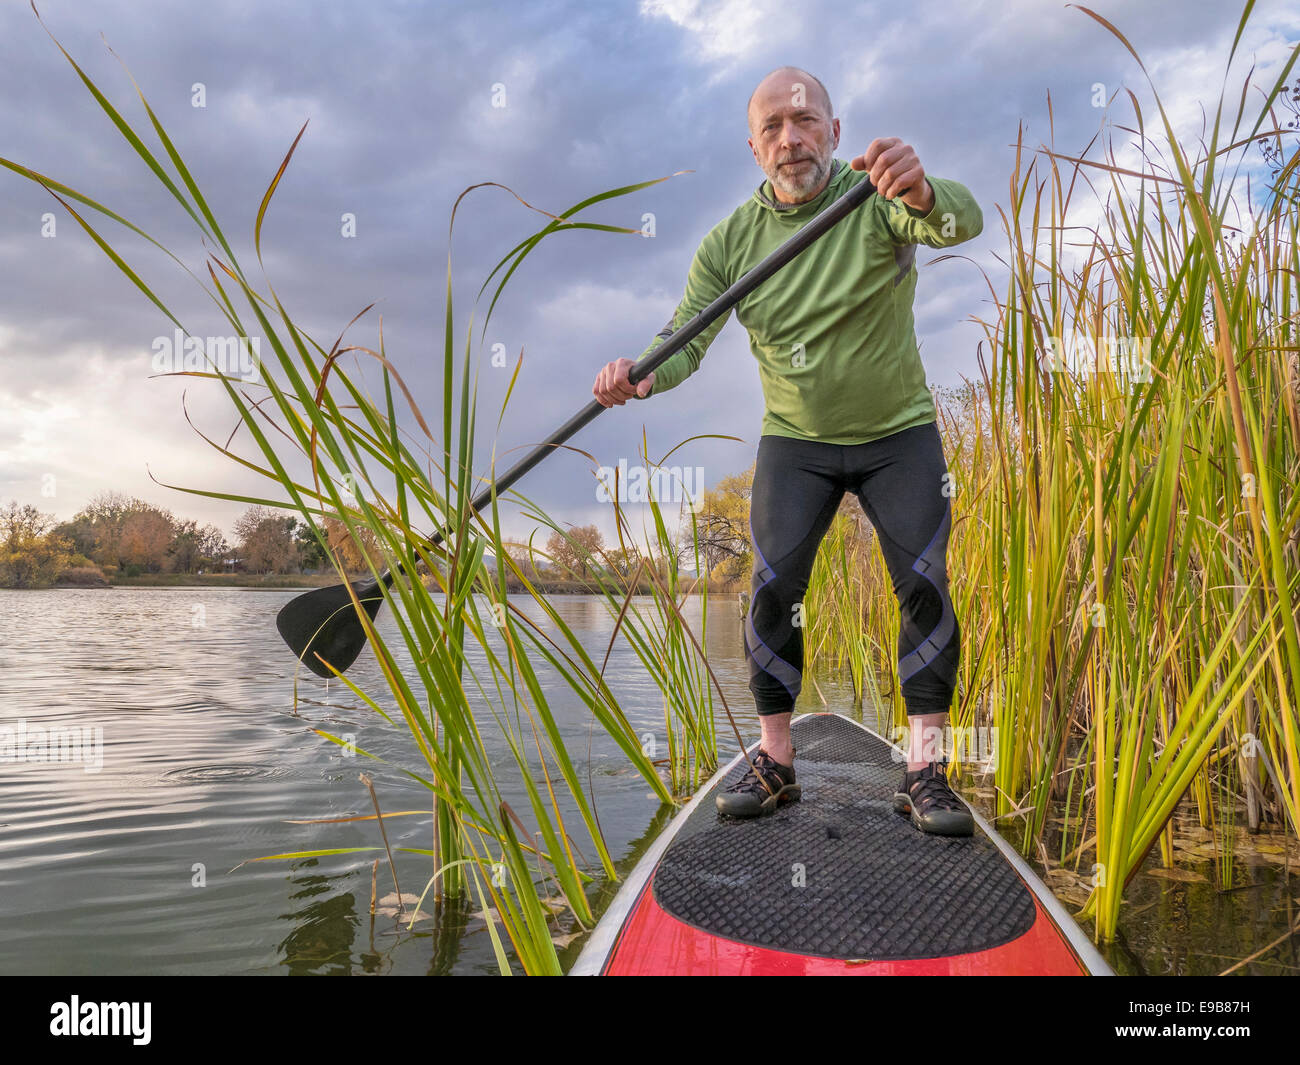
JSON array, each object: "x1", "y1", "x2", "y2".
[{"x1": 1, "y1": 0, "x2": 1295, "y2": 542}]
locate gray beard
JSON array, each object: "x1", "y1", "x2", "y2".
[{"x1": 766, "y1": 150, "x2": 833, "y2": 202}]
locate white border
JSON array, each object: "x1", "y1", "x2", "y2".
[{"x1": 570, "y1": 713, "x2": 1113, "y2": 976}]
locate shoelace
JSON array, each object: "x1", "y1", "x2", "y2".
[
  {"x1": 725, "y1": 751, "x2": 787, "y2": 796},
  {"x1": 908, "y1": 764, "x2": 964, "y2": 811}
]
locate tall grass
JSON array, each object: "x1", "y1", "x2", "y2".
[
  {"x1": 803, "y1": 2, "x2": 1300, "y2": 942},
  {"x1": 803, "y1": 511, "x2": 887, "y2": 720},
  {"x1": 1, "y1": 7, "x2": 719, "y2": 973},
  {"x1": 519, "y1": 464, "x2": 724, "y2": 794}
]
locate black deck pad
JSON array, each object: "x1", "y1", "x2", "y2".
[{"x1": 652, "y1": 714, "x2": 1037, "y2": 961}]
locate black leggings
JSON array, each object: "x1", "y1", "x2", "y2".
[{"x1": 746, "y1": 420, "x2": 959, "y2": 718}]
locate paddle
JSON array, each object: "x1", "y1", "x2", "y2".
[{"x1": 277, "y1": 171, "x2": 881, "y2": 677}]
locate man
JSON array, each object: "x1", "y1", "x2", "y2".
[{"x1": 592, "y1": 67, "x2": 981, "y2": 836}]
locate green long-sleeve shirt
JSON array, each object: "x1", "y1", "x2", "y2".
[{"x1": 640, "y1": 157, "x2": 983, "y2": 444}]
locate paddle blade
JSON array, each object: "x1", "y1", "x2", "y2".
[{"x1": 276, "y1": 579, "x2": 385, "y2": 678}]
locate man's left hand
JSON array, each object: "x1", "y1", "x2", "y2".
[{"x1": 850, "y1": 138, "x2": 933, "y2": 213}]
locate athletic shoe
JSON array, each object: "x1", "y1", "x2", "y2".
[
  {"x1": 893, "y1": 759, "x2": 974, "y2": 836},
  {"x1": 715, "y1": 748, "x2": 800, "y2": 818}
]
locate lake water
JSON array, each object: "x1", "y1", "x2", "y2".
[
  {"x1": 0, "y1": 588, "x2": 803, "y2": 975},
  {"x1": 1, "y1": 588, "x2": 1292, "y2": 975}
]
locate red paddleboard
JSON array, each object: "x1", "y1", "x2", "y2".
[{"x1": 571, "y1": 713, "x2": 1111, "y2": 976}]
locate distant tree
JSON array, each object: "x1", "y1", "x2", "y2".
[
  {"x1": 322, "y1": 515, "x2": 382, "y2": 573},
  {"x1": 167, "y1": 520, "x2": 202, "y2": 573},
  {"x1": 234, "y1": 506, "x2": 300, "y2": 573},
  {"x1": 545, "y1": 523, "x2": 604, "y2": 579},
  {"x1": 167, "y1": 518, "x2": 225, "y2": 573},
  {"x1": 569, "y1": 525, "x2": 604, "y2": 570},
  {"x1": 77, "y1": 491, "x2": 134, "y2": 569},
  {"x1": 51, "y1": 515, "x2": 96, "y2": 558},
  {"x1": 0, "y1": 501, "x2": 75, "y2": 588},
  {"x1": 600, "y1": 544, "x2": 644, "y2": 579},
  {"x1": 118, "y1": 506, "x2": 176, "y2": 572},
  {"x1": 684, "y1": 466, "x2": 753, "y2": 584},
  {"x1": 78, "y1": 491, "x2": 134, "y2": 526},
  {"x1": 295, "y1": 521, "x2": 329, "y2": 570},
  {"x1": 293, "y1": 514, "x2": 381, "y2": 573},
  {"x1": 70, "y1": 493, "x2": 176, "y2": 572},
  {"x1": 545, "y1": 529, "x2": 576, "y2": 576},
  {"x1": 196, "y1": 524, "x2": 229, "y2": 568}
]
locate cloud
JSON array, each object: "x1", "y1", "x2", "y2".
[
  {"x1": 1, "y1": 0, "x2": 1295, "y2": 547},
  {"x1": 639, "y1": 0, "x2": 790, "y2": 70}
]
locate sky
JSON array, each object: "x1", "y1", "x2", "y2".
[{"x1": 1, "y1": 0, "x2": 1297, "y2": 548}]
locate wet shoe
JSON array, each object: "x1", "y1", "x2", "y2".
[
  {"x1": 715, "y1": 748, "x2": 800, "y2": 818},
  {"x1": 893, "y1": 760, "x2": 974, "y2": 837}
]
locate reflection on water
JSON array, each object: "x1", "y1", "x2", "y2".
[
  {"x1": 1, "y1": 588, "x2": 1291, "y2": 975},
  {"x1": 0, "y1": 588, "x2": 763, "y2": 975}
]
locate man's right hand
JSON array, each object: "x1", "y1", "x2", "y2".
[{"x1": 592, "y1": 358, "x2": 654, "y2": 407}]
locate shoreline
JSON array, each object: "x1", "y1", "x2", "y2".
[{"x1": 35, "y1": 574, "x2": 743, "y2": 594}]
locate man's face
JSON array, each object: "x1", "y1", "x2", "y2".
[{"x1": 747, "y1": 75, "x2": 840, "y2": 204}]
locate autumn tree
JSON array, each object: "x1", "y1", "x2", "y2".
[
  {"x1": 0, "y1": 501, "x2": 75, "y2": 588},
  {"x1": 234, "y1": 505, "x2": 301, "y2": 574},
  {"x1": 167, "y1": 520, "x2": 229, "y2": 573},
  {"x1": 76, "y1": 491, "x2": 133, "y2": 569},
  {"x1": 683, "y1": 465, "x2": 754, "y2": 584},
  {"x1": 322, "y1": 515, "x2": 382, "y2": 573},
  {"x1": 118, "y1": 506, "x2": 176, "y2": 572},
  {"x1": 51, "y1": 514, "x2": 96, "y2": 558},
  {"x1": 600, "y1": 544, "x2": 644, "y2": 579},
  {"x1": 291, "y1": 515, "x2": 382, "y2": 573},
  {"x1": 70, "y1": 493, "x2": 176, "y2": 572},
  {"x1": 545, "y1": 523, "x2": 604, "y2": 579}
]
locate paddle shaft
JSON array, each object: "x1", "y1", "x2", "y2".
[
  {"x1": 279, "y1": 173, "x2": 885, "y2": 671},
  {"x1": 417, "y1": 173, "x2": 881, "y2": 560}
]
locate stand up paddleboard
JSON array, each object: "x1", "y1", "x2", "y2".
[{"x1": 571, "y1": 713, "x2": 1112, "y2": 975}]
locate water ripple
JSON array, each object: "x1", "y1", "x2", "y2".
[
  {"x1": 0, "y1": 587, "x2": 757, "y2": 974},
  {"x1": 163, "y1": 763, "x2": 286, "y2": 783}
]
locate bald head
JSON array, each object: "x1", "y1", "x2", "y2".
[
  {"x1": 747, "y1": 67, "x2": 832, "y2": 134},
  {"x1": 746, "y1": 66, "x2": 840, "y2": 204}
]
